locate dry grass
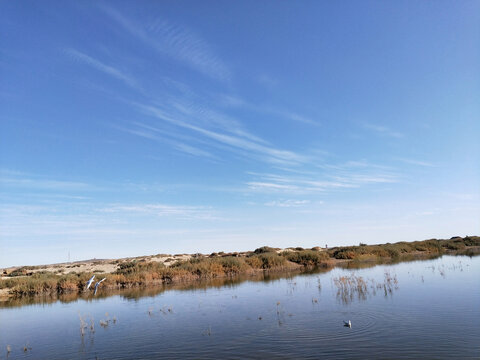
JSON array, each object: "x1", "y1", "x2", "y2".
[
  {"x1": 1, "y1": 236, "x2": 477, "y2": 298},
  {"x1": 333, "y1": 270, "x2": 399, "y2": 304},
  {"x1": 333, "y1": 274, "x2": 368, "y2": 303}
]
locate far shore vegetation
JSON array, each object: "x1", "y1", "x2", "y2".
[{"x1": 1, "y1": 236, "x2": 478, "y2": 299}]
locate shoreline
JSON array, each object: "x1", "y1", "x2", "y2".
[{"x1": 1, "y1": 236, "x2": 479, "y2": 301}]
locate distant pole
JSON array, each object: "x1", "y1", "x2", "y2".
[{"x1": 68, "y1": 251, "x2": 70, "y2": 263}]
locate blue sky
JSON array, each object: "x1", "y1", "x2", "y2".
[{"x1": 1, "y1": 1, "x2": 479, "y2": 267}]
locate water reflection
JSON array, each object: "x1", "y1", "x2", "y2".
[
  {"x1": 1, "y1": 255, "x2": 479, "y2": 360},
  {"x1": 0, "y1": 253, "x2": 472, "y2": 309},
  {"x1": 340, "y1": 252, "x2": 443, "y2": 270},
  {"x1": 0, "y1": 267, "x2": 333, "y2": 309}
]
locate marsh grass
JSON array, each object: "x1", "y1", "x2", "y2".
[
  {"x1": 160, "y1": 306, "x2": 167, "y2": 315},
  {"x1": 275, "y1": 301, "x2": 286, "y2": 326},
  {"x1": 99, "y1": 312, "x2": 116, "y2": 329},
  {"x1": 333, "y1": 270, "x2": 399, "y2": 304},
  {"x1": 79, "y1": 313, "x2": 88, "y2": 336},
  {"x1": 2, "y1": 237, "x2": 477, "y2": 298},
  {"x1": 333, "y1": 274, "x2": 368, "y2": 304}
]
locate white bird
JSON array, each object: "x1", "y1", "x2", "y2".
[
  {"x1": 86, "y1": 275, "x2": 95, "y2": 290},
  {"x1": 344, "y1": 320, "x2": 352, "y2": 328},
  {"x1": 94, "y1": 278, "x2": 106, "y2": 295}
]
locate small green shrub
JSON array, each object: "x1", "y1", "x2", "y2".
[
  {"x1": 256, "y1": 253, "x2": 286, "y2": 269},
  {"x1": 254, "y1": 246, "x2": 277, "y2": 254},
  {"x1": 283, "y1": 250, "x2": 329, "y2": 266}
]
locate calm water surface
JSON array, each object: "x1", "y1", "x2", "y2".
[{"x1": 1, "y1": 255, "x2": 479, "y2": 359}]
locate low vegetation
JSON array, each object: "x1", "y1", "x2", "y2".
[
  {"x1": 328, "y1": 236, "x2": 480, "y2": 260},
  {"x1": 0, "y1": 272, "x2": 99, "y2": 297},
  {"x1": 1, "y1": 236, "x2": 478, "y2": 298},
  {"x1": 282, "y1": 250, "x2": 332, "y2": 267}
]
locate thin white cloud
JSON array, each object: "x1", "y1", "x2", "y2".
[
  {"x1": 166, "y1": 97, "x2": 267, "y2": 144},
  {"x1": 396, "y1": 158, "x2": 436, "y2": 167},
  {"x1": 414, "y1": 211, "x2": 435, "y2": 216},
  {"x1": 334, "y1": 174, "x2": 398, "y2": 185},
  {"x1": 257, "y1": 74, "x2": 278, "y2": 89},
  {"x1": 363, "y1": 123, "x2": 403, "y2": 138},
  {"x1": 444, "y1": 192, "x2": 479, "y2": 201},
  {"x1": 65, "y1": 48, "x2": 140, "y2": 90},
  {"x1": 118, "y1": 126, "x2": 160, "y2": 141},
  {"x1": 99, "y1": 203, "x2": 217, "y2": 220},
  {"x1": 216, "y1": 94, "x2": 245, "y2": 108},
  {"x1": 0, "y1": 202, "x2": 220, "y2": 245},
  {"x1": 246, "y1": 165, "x2": 399, "y2": 195},
  {"x1": 285, "y1": 112, "x2": 320, "y2": 126},
  {"x1": 101, "y1": 6, "x2": 231, "y2": 82},
  {"x1": 247, "y1": 182, "x2": 299, "y2": 192},
  {"x1": 0, "y1": 175, "x2": 90, "y2": 191},
  {"x1": 264, "y1": 199, "x2": 310, "y2": 207},
  {"x1": 114, "y1": 122, "x2": 216, "y2": 159},
  {"x1": 173, "y1": 143, "x2": 215, "y2": 158},
  {"x1": 216, "y1": 96, "x2": 321, "y2": 127},
  {"x1": 135, "y1": 103, "x2": 307, "y2": 166},
  {"x1": 259, "y1": 107, "x2": 320, "y2": 127}
]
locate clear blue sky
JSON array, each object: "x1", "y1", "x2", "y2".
[{"x1": 1, "y1": 1, "x2": 479, "y2": 267}]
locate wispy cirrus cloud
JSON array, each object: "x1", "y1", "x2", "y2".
[
  {"x1": 246, "y1": 164, "x2": 399, "y2": 195},
  {"x1": 124, "y1": 102, "x2": 308, "y2": 166},
  {"x1": 395, "y1": 157, "x2": 437, "y2": 167},
  {"x1": 172, "y1": 143, "x2": 215, "y2": 158},
  {"x1": 284, "y1": 112, "x2": 320, "y2": 126},
  {"x1": 65, "y1": 44, "x2": 315, "y2": 164},
  {"x1": 257, "y1": 74, "x2": 278, "y2": 89},
  {"x1": 99, "y1": 203, "x2": 217, "y2": 220},
  {"x1": 248, "y1": 181, "x2": 300, "y2": 192},
  {"x1": 213, "y1": 93, "x2": 321, "y2": 127},
  {"x1": 113, "y1": 121, "x2": 216, "y2": 159},
  {"x1": 65, "y1": 48, "x2": 140, "y2": 90},
  {"x1": 0, "y1": 201, "x2": 221, "y2": 249},
  {"x1": 166, "y1": 97, "x2": 266, "y2": 144},
  {"x1": 246, "y1": 178, "x2": 354, "y2": 194},
  {"x1": 363, "y1": 122, "x2": 403, "y2": 138},
  {"x1": 259, "y1": 107, "x2": 320, "y2": 127},
  {"x1": 264, "y1": 199, "x2": 310, "y2": 207},
  {"x1": 100, "y1": 6, "x2": 231, "y2": 82},
  {"x1": 0, "y1": 173, "x2": 90, "y2": 191}
]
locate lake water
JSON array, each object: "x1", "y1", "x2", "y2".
[{"x1": 1, "y1": 255, "x2": 479, "y2": 359}]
